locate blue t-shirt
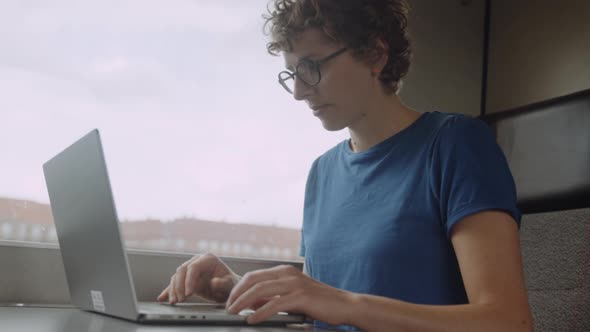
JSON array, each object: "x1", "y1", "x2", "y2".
[{"x1": 301, "y1": 111, "x2": 521, "y2": 330}]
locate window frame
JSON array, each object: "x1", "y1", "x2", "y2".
[{"x1": 0, "y1": 240, "x2": 302, "y2": 305}]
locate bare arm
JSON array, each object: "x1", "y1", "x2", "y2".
[{"x1": 340, "y1": 210, "x2": 533, "y2": 332}]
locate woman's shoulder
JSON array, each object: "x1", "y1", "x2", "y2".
[
  {"x1": 305, "y1": 140, "x2": 347, "y2": 176},
  {"x1": 427, "y1": 111, "x2": 494, "y2": 143},
  {"x1": 315, "y1": 139, "x2": 347, "y2": 164},
  {"x1": 428, "y1": 110, "x2": 482, "y2": 127}
]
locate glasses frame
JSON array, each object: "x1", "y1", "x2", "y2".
[{"x1": 278, "y1": 47, "x2": 348, "y2": 94}]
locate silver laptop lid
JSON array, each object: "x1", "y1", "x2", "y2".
[{"x1": 43, "y1": 129, "x2": 139, "y2": 321}]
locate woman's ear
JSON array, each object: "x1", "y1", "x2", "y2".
[{"x1": 370, "y1": 39, "x2": 389, "y2": 75}]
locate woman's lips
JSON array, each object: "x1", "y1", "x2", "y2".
[{"x1": 312, "y1": 104, "x2": 331, "y2": 116}]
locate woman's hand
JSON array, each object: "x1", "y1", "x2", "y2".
[
  {"x1": 157, "y1": 253, "x2": 240, "y2": 304},
  {"x1": 225, "y1": 264, "x2": 354, "y2": 325}
]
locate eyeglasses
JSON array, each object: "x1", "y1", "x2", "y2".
[{"x1": 278, "y1": 47, "x2": 347, "y2": 94}]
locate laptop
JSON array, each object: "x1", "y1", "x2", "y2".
[{"x1": 42, "y1": 129, "x2": 306, "y2": 325}]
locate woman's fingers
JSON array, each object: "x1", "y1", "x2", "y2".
[
  {"x1": 157, "y1": 254, "x2": 221, "y2": 304},
  {"x1": 227, "y1": 265, "x2": 299, "y2": 308},
  {"x1": 246, "y1": 293, "x2": 299, "y2": 325},
  {"x1": 159, "y1": 256, "x2": 297, "y2": 308},
  {"x1": 174, "y1": 266, "x2": 188, "y2": 302},
  {"x1": 250, "y1": 296, "x2": 277, "y2": 310},
  {"x1": 226, "y1": 270, "x2": 267, "y2": 308},
  {"x1": 169, "y1": 275, "x2": 177, "y2": 303},
  {"x1": 157, "y1": 285, "x2": 170, "y2": 302},
  {"x1": 185, "y1": 262, "x2": 205, "y2": 297},
  {"x1": 227, "y1": 277, "x2": 295, "y2": 314}
]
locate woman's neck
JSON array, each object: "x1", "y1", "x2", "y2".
[{"x1": 347, "y1": 97, "x2": 422, "y2": 153}]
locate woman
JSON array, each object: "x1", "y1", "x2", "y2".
[{"x1": 158, "y1": 0, "x2": 533, "y2": 330}]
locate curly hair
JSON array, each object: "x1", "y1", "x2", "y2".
[{"x1": 263, "y1": 0, "x2": 412, "y2": 94}]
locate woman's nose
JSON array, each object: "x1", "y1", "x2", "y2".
[{"x1": 293, "y1": 76, "x2": 312, "y2": 101}]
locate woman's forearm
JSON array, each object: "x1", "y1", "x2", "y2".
[{"x1": 340, "y1": 292, "x2": 533, "y2": 332}]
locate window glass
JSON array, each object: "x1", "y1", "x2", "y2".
[{"x1": 0, "y1": 0, "x2": 348, "y2": 261}]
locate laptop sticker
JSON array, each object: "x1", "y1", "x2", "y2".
[{"x1": 90, "y1": 290, "x2": 106, "y2": 312}]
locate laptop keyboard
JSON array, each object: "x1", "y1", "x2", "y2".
[{"x1": 138, "y1": 302, "x2": 229, "y2": 315}]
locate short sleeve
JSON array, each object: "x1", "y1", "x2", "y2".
[{"x1": 430, "y1": 116, "x2": 522, "y2": 238}]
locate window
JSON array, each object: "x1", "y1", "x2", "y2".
[{"x1": 0, "y1": 1, "x2": 348, "y2": 261}]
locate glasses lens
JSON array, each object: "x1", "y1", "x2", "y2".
[
  {"x1": 297, "y1": 61, "x2": 320, "y2": 85},
  {"x1": 278, "y1": 71, "x2": 295, "y2": 94}
]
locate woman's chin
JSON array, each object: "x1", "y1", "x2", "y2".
[{"x1": 320, "y1": 120, "x2": 346, "y2": 132}]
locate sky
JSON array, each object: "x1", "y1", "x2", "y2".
[{"x1": 0, "y1": 0, "x2": 349, "y2": 228}]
